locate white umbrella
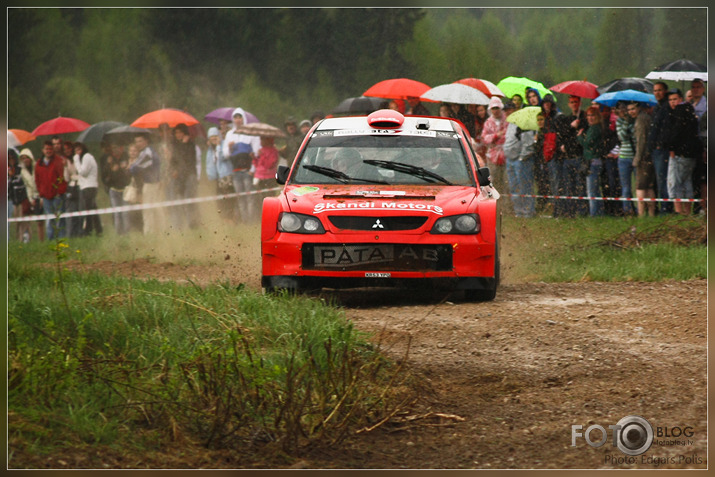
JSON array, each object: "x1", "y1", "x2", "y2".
[
  {"x1": 420, "y1": 83, "x2": 491, "y2": 105},
  {"x1": 645, "y1": 58, "x2": 707, "y2": 82}
]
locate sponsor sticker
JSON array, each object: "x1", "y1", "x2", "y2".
[
  {"x1": 313, "y1": 201, "x2": 443, "y2": 215},
  {"x1": 291, "y1": 186, "x2": 320, "y2": 196}
]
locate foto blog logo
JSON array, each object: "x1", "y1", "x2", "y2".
[{"x1": 572, "y1": 415, "x2": 654, "y2": 456}]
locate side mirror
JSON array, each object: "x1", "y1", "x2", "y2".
[
  {"x1": 275, "y1": 165, "x2": 290, "y2": 184},
  {"x1": 477, "y1": 167, "x2": 491, "y2": 187}
]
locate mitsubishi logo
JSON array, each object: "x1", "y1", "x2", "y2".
[{"x1": 372, "y1": 219, "x2": 384, "y2": 229}]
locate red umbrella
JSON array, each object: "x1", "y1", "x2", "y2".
[
  {"x1": 455, "y1": 78, "x2": 504, "y2": 98},
  {"x1": 363, "y1": 78, "x2": 434, "y2": 101},
  {"x1": 549, "y1": 80, "x2": 600, "y2": 99},
  {"x1": 131, "y1": 108, "x2": 200, "y2": 128},
  {"x1": 31, "y1": 116, "x2": 91, "y2": 136}
]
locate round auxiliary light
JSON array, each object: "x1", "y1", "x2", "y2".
[
  {"x1": 434, "y1": 218, "x2": 453, "y2": 234},
  {"x1": 455, "y1": 215, "x2": 478, "y2": 232},
  {"x1": 367, "y1": 108, "x2": 405, "y2": 129},
  {"x1": 303, "y1": 217, "x2": 322, "y2": 232},
  {"x1": 279, "y1": 213, "x2": 302, "y2": 232}
]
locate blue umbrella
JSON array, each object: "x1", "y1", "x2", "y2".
[{"x1": 593, "y1": 89, "x2": 657, "y2": 107}]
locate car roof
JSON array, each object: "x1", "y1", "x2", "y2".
[{"x1": 314, "y1": 115, "x2": 460, "y2": 133}]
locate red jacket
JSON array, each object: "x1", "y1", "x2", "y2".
[{"x1": 34, "y1": 155, "x2": 67, "y2": 199}]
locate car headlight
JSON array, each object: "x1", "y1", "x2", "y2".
[
  {"x1": 278, "y1": 212, "x2": 326, "y2": 234},
  {"x1": 431, "y1": 214, "x2": 480, "y2": 234}
]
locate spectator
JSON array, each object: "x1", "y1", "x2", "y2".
[
  {"x1": 388, "y1": 99, "x2": 406, "y2": 114},
  {"x1": 664, "y1": 88, "x2": 702, "y2": 215},
  {"x1": 689, "y1": 78, "x2": 707, "y2": 122},
  {"x1": 696, "y1": 111, "x2": 707, "y2": 214},
  {"x1": 688, "y1": 78, "x2": 707, "y2": 214},
  {"x1": 511, "y1": 94, "x2": 524, "y2": 109},
  {"x1": 503, "y1": 108, "x2": 536, "y2": 218},
  {"x1": 481, "y1": 96, "x2": 509, "y2": 193},
  {"x1": 629, "y1": 102, "x2": 657, "y2": 217},
  {"x1": 647, "y1": 81, "x2": 673, "y2": 214},
  {"x1": 101, "y1": 143, "x2": 131, "y2": 235},
  {"x1": 533, "y1": 111, "x2": 552, "y2": 213},
  {"x1": 555, "y1": 95, "x2": 588, "y2": 217},
  {"x1": 205, "y1": 126, "x2": 235, "y2": 223},
  {"x1": 406, "y1": 97, "x2": 430, "y2": 116},
  {"x1": 577, "y1": 106, "x2": 604, "y2": 216},
  {"x1": 73, "y1": 141, "x2": 103, "y2": 236},
  {"x1": 438, "y1": 103, "x2": 452, "y2": 118},
  {"x1": 34, "y1": 140, "x2": 68, "y2": 239},
  {"x1": 167, "y1": 123, "x2": 199, "y2": 230},
  {"x1": 224, "y1": 107, "x2": 261, "y2": 222},
  {"x1": 51, "y1": 135, "x2": 63, "y2": 156},
  {"x1": 18, "y1": 148, "x2": 45, "y2": 241},
  {"x1": 598, "y1": 105, "x2": 622, "y2": 216},
  {"x1": 279, "y1": 117, "x2": 303, "y2": 168},
  {"x1": 471, "y1": 103, "x2": 489, "y2": 159},
  {"x1": 299, "y1": 119, "x2": 312, "y2": 136},
  {"x1": 541, "y1": 94, "x2": 563, "y2": 217},
  {"x1": 310, "y1": 110, "x2": 325, "y2": 124},
  {"x1": 129, "y1": 134, "x2": 162, "y2": 235},
  {"x1": 451, "y1": 103, "x2": 474, "y2": 133},
  {"x1": 62, "y1": 140, "x2": 82, "y2": 237},
  {"x1": 525, "y1": 88, "x2": 542, "y2": 107},
  {"x1": 616, "y1": 102, "x2": 637, "y2": 216},
  {"x1": 125, "y1": 143, "x2": 144, "y2": 233},
  {"x1": 8, "y1": 149, "x2": 30, "y2": 241},
  {"x1": 252, "y1": 136, "x2": 280, "y2": 215}
]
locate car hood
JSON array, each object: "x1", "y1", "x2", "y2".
[{"x1": 284, "y1": 184, "x2": 483, "y2": 217}]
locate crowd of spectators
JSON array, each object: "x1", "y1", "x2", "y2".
[{"x1": 7, "y1": 78, "x2": 706, "y2": 242}]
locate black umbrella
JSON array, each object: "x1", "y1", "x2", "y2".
[
  {"x1": 332, "y1": 96, "x2": 385, "y2": 116},
  {"x1": 597, "y1": 77, "x2": 654, "y2": 95},
  {"x1": 103, "y1": 125, "x2": 152, "y2": 144},
  {"x1": 645, "y1": 58, "x2": 707, "y2": 82},
  {"x1": 76, "y1": 120, "x2": 127, "y2": 143}
]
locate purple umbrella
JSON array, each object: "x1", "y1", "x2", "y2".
[{"x1": 204, "y1": 107, "x2": 259, "y2": 125}]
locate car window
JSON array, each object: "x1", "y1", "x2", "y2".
[{"x1": 292, "y1": 131, "x2": 475, "y2": 186}]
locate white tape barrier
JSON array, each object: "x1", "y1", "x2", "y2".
[
  {"x1": 8, "y1": 188, "x2": 704, "y2": 223},
  {"x1": 7, "y1": 187, "x2": 283, "y2": 223},
  {"x1": 509, "y1": 193, "x2": 704, "y2": 202}
]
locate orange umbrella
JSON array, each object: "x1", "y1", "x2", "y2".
[
  {"x1": 31, "y1": 116, "x2": 91, "y2": 136},
  {"x1": 363, "y1": 78, "x2": 435, "y2": 101},
  {"x1": 8, "y1": 129, "x2": 36, "y2": 148},
  {"x1": 131, "y1": 108, "x2": 200, "y2": 128}
]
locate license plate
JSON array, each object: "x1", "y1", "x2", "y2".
[
  {"x1": 305, "y1": 243, "x2": 452, "y2": 271},
  {"x1": 365, "y1": 272, "x2": 391, "y2": 278},
  {"x1": 314, "y1": 244, "x2": 393, "y2": 267}
]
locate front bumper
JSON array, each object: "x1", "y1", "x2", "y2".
[{"x1": 261, "y1": 232, "x2": 497, "y2": 290}]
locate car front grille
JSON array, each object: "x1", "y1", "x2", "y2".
[{"x1": 328, "y1": 215, "x2": 428, "y2": 231}]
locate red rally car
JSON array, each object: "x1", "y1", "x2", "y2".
[{"x1": 261, "y1": 109, "x2": 501, "y2": 301}]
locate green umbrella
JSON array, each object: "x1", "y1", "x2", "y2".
[
  {"x1": 506, "y1": 106, "x2": 542, "y2": 131},
  {"x1": 497, "y1": 76, "x2": 555, "y2": 103}
]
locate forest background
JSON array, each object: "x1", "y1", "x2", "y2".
[{"x1": 7, "y1": 6, "x2": 708, "y2": 144}]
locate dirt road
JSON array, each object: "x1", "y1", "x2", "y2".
[{"x1": 63, "y1": 254, "x2": 707, "y2": 470}]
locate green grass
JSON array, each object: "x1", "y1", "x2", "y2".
[
  {"x1": 502, "y1": 214, "x2": 707, "y2": 283},
  {"x1": 8, "y1": 260, "x2": 410, "y2": 460}
]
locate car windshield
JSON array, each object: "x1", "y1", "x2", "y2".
[{"x1": 291, "y1": 131, "x2": 475, "y2": 186}]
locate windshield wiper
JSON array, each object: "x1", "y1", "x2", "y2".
[
  {"x1": 362, "y1": 159, "x2": 453, "y2": 185},
  {"x1": 302, "y1": 164, "x2": 390, "y2": 184}
]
